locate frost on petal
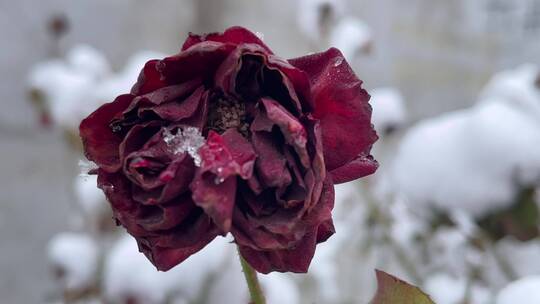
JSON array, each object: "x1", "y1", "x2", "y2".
[{"x1": 78, "y1": 159, "x2": 99, "y2": 178}]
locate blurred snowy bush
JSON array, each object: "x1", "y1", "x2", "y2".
[
  {"x1": 391, "y1": 64, "x2": 540, "y2": 218},
  {"x1": 28, "y1": 45, "x2": 165, "y2": 132}
]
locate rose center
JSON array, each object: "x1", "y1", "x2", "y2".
[{"x1": 206, "y1": 94, "x2": 250, "y2": 136}]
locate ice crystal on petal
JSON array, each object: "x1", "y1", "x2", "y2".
[
  {"x1": 78, "y1": 159, "x2": 98, "y2": 179},
  {"x1": 163, "y1": 126, "x2": 206, "y2": 166}
]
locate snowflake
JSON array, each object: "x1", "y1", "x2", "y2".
[{"x1": 163, "y1": 126, "x2": 206, "y2": 166}]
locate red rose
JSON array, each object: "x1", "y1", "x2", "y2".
[{"x1": 80, "y1": 26, "x2": 377, "y2": 273}]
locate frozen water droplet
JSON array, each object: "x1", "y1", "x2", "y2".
[
  {"x1": 333, "y1": 57, "x2": 343, "y2": 67},
  {"x1": 255, "y1": 31, "x2": 265, "y2": 40},
  {"x1": 214, "y1": 176, "x2": 226, "y2": 185}
]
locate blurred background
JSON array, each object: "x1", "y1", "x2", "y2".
[{"x1": 2, "y1": 0, "x2": 540, "y2": 303}]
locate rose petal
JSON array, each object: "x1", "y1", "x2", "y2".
[
  {"x1": 137, "y1": 198, "x2": 195, "y2": 231},
  {"x1": 182, "y1": 26, "x2": 273, "y2": 54},
  {"x1": 330, "y1": 153, "x2": 378, "y2": 184},
  {"x1": 238, "y1": 226, "x2": 318, "y2": 274},
  {"x1": 264, "y1": 56, "x2": 309, "y2": 114},
  {"x1": 119, "y1": 122, "x2": 163, "y2": 164},
  {"x1": 80, "y1": 94, "x2": 135, "y2": 172},
  {"x1": 199, "y1": 129, "x2": 257, "y2": 180},
  {"x1": 191, "y1": 174, "x2": 236, "y2": 233},
  {"x1": 131, "y1": 59, "x2": 167, "y2": 95},
  {"x1": 191, "y1": 129, "x2": 257, "y2": 232},
  {"x1": 135, "y1": 79, "x2": 201, "y2": 106},
  {"x1": 139, "y1": 86, "x2": 204, "y2": 122},
  {"x1": 123, "y1": 132, "x2": 173, "y2": 190},
  {"x1": 260, "y1": 98, "x2": 309, "y2": 168},
  {"x1": 316, "y1": 219, "x2": 335, "y2": 243},
  {"x1": 132, "y1": 154, "x2": 195, "y2": 205},
  {"x1": 213, "y1": 44, "x2": 268, "y2": 95},
  {"x1": 289, "y1": 48, "x2": 378, "y2": 171},
  {"x1": 137, "y1": 226, "x2": 217, "y2": 272},
  {"x1": 252, "y1": 131, "x2": 291, "y2": 188},
  {"x1": 158, "y1": 42, "x2": 235, "y2": 86}
]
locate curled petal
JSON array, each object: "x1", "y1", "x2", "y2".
[
  {"x1": 138, "y1": 79, "x2": 201, "y2": 105},
  {"x1": 182, "y1": 26, "x2": 272, "y2": 54},
  {"x1": 123, "y1": 132, "x2": 175, "y2": 190},
  {"x1": 214, "y1": 44, "x2": 266, "y2": 94},
  {"x1": 260, "y1": 98, "x2": 309, "y2": 168},
  {"x1": 252, "y1": 131, "x2": 291, "y2": 188},
  {"x1": 137, "y1": 226, "x2": 217, "y2": 272},
  {"x1": 316, "y1": 219, "x2": 335, "y2": 243},
  {"x1": 191, "y1": 174, "x2": 236, "y2": 233},
  {"x1": 158, "y1": 42, "x2": 235, "y2": 85},
  {"x1": 233, "y1": 175, "x2": 334, "y2": 268},
  {"x1": 131, "y1": 59, "x2": 167, "y2": 95},
  {"x1": 330, "y1": 153, "x2": 378, "y2": 184},
  {"x1": 132, "y1": 154, "x2": 195, "y2": 205},
  {"x1": 238, "y1": 226, "x2": 318, "y2": 274},
  {"x1": 192, "y1": 129, "x2": 257, "y2": 232},
  {"x1": 265, "y1": 55, "x2": 311, "y2": 113},
  {"x1": 137, "y1": 199, "x2": 195, "y2": 231},
  {"x1": 119, "y1": 121, "x2": 163, "y2": 164},
  {"x1": 139, "y1": 86, "x2": 204, "y2": 122},
  {"x1": 199, "y1": 129, "x2": 257, "y2": 180},
  {"x1": 289, "y1": 48, "x2": 377, "y2": 172},
  {"x1": 80, "y1": 94, "x2": 135, "y2": 172}
]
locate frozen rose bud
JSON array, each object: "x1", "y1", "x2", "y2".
[{"x1": 79, "y1": 26, "x2": 377, "y2": 273}]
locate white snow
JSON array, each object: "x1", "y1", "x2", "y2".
[
  {"x1": 479, "y1": 64, "x2": 540, "y2": 121},
  {"x1": 494, "y1": 238, "x2": 540, "y2": 278},
  {"x1": 103, "y1": 234, "x2": 246, "y2": 304},
  {"x1": 424, "y1": 273, "x2": 492, "y2": 304},
  {"x1": 260, "y1": 273, "x2": 300, "y2": 304},
  {"x1": 28, "y1": 45, "x2": 165, "y2": 131},
  {"x1": 47, "y1": 232, "x2": 99, "y2": 291},
  {"x1": 163, "y1": 127, "x2": 206, "y2": 166},
  {"x1": 74, "y1": 174, "x2": 108, "y2": 231},
  {"x1": 390, "y1": 64, "x2": 540, "y2": 217},
  {"x1": 496, "y1": 276, "x2": 540, "y2": 304},
  {"x1": 94, "y1": 50, "x2": 166, "y2": 103},
  {"x1": 370, "y1": 88, "x2": 407, "y2": 136},
  {"x1": 329, "y1": 17, "x2": 373, "y2": 61},
  {"x1": 65, "y1": 45, "x2": 111, "y2": 80}
]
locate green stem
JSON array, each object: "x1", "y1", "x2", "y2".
[{"x1": 238, "y1": 250, "x2": 266, "y2": 304}]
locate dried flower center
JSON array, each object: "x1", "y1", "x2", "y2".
[{"x1": 206, "y1": 95, "x2": 250, "y2": 136}]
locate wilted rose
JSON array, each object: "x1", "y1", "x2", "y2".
[{"x1": 80, "y1": 26, "x2": 377, "y2": 273}]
